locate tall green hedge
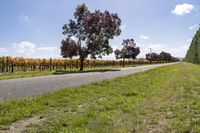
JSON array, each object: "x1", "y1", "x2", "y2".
[{"x1": 185, "y1": 27, "x2": 200, "y2": 64}]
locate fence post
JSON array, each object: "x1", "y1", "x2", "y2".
[{"x1": 11, "y1": 61, "x2": 14, "y2": 73}]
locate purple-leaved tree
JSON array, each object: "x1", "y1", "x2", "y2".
[{"x1": 61, "y1": 3, "x2": 121, "y2": 70}]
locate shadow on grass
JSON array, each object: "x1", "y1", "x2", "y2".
[{"x1": 53, "y1": 69, "x2": 121, "y2": 75}]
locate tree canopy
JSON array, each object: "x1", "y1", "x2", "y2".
[
  {"x1": 146, "y1": 52, "x2": 159, "y2": 63},
  {"x1": 61, "y1": 3, "x2": 121, "y2": 70},
  {"x1": 114, "y1": 39, "x2": 140, "y2": 67},
  {"x1": 146, "y1": 51, "x2": 179, "y2": 63}
]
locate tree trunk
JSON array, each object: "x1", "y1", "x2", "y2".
[
  {"x1": 6, "y1": 57, "x2": 9, "y2": 72},
  {"x1": 80, "y1": 59, "x2": 84, "y2": 71},
  {"x1": 122, "y1": 58, "x2": 125, "y2": 68},
  {"x1": 78, "y1": 38, "x2": 86, "y2": 71},
  {"x1": 50, "y1": 58, "x2": 52, "y2": 71},
  {"x1": 11, "y1": 61, "x2": 14, "y2": 73},
  {"x1": 64, "y1": 61, "x2": 67, "y2": 71},
  {"x1": 2, "y1": 61, "x2": 5, "y2": 73}
]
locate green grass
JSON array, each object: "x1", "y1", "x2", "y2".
[
  {"x1": 0, "y1": 71, "x2": 53, "y2": 80},
  {"x1": 0, "y1": 63, "x2": 199, "y2": 132},
  {"x1": 0, "y1": 65, "x2": 139, "y2": 80}
]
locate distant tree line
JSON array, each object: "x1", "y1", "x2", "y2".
[
  {"x1": 185, "y1": 27, "x2": 200, "y2": 64},
  {"x1": 145, "y1": 51, "x2": 179, "y2": 63}
]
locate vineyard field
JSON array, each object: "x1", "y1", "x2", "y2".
[{"x1": 0, "y1": 56, "x2": 154, "y2": 73}]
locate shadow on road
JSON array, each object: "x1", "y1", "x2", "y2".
[{"x1": 53, "y1": 69, "x2": 121, "y2": 75}]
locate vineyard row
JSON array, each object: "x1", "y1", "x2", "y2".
[{"x1": 0, "y1": 57, "x2": 154, "y2": 73}]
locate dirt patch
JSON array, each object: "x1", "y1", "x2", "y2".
[
  {"x1": 2, "y1": 116, "x2": 44, "y2": 133},
  {"x1": 148, "y1": 116, "x2": 168, "y2": 133}
]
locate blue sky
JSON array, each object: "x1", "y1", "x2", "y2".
[{"x1": 0, "y1": 0, "x2": 199, "y2": 59}]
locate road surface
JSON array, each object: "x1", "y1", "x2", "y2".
[{"x1": 0, "y1": 63, "x2": 177, "y2": 100}]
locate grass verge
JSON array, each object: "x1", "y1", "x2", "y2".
[{"x1": 0, "y1": 63, "x2": 199, "y2": 132}]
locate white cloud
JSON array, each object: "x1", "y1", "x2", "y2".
[
  {"x1": 0, "y1": 48, "x2": 9, "y2": 55},
  {"x1": 19, "y1": 13, "x2": 29, "y2": 22},
  {"x1": 172, "y1": 3, "x2": 194, "y2": 15},
  {"x1": 147, "y1": 44, "x2": 163, "y2": 50},
  {"x1": 189, "y1": 24, "x2": 199, "y2": 30},
  {"x1": 139, "y1": 43, "x2": 164, "y2": 57},
  {"x1": 187, "y1": 39, "x2": 192, "y2": 43},
  {"x1": 103, "y1": 53, "x2": 115, "y2": 60},
  {"x1": 167, "y1": 44, "x2": 190, "y2": 58},
  {"x1": 0, "y1": 48, "x2": 9, "y2": 53},
  {"x1": 8, "y1": 40, "x2": 189, "y2": 60},
  {"x1": 14, "y1": 41, "x2": 36, "y2": 54},
  {"x1": 120, "y1": 24, "x2": 126, "y2": 30},
  {"x1": 139, "y1": 43, "x2": 189, "y2": 58},
  {"x1": 102, "y1": 45, "x2": 120, "y2": 60},
  {"x1": 112, "y1": 45, "x2": 119, "y2": 50},
  {"x1": 12, "y1": 41, "x2": 60, "y2": 58},
  {"x1": 36, "y1": 47, "x2": 60, "y2": 58},
  {"x1": 104, "y1": 42, "x2": 189, "y2": 60},
  {"x1": 70, "y1": 36, "x2": 76, "y2": 41},
  {"x1": 37, "y1": 47, "x2": 57, "y2": 52},
  {"x1": 140, "y1": 34, "x2": 149, "y2": 41}
]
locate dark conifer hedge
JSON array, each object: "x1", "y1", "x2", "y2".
[{"x1": 185, "y1": 27, "x2": 200, "y2": 64}]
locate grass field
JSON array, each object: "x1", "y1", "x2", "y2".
[{"x1": 0, "y1": 63, "x2": 199, "y2": 132}]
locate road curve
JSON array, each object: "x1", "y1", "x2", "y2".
[{"x1": 0, "y1": 63, "x2": 177, "y2": 100}]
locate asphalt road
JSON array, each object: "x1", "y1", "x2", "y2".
[{"x1": 0, "y1": 63, "x2": 177, "y2": 100}]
